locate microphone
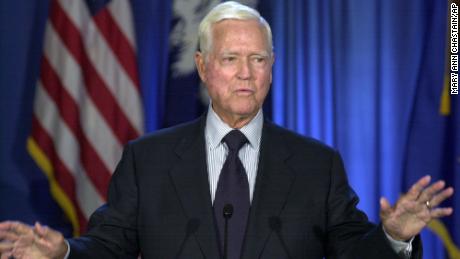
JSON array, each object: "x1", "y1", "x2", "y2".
[
  {"x1": 222, "y1": 204, "x2": 233, "y2": 259},
  {"x1": 269, "y1": 217, "x2": 292, "y2": 259},
  {"x1": 175, "y1": 218, "x2": 200, "y2": 259}
]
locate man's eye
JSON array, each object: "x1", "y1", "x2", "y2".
[
  {"x1": 223, "y1": 56, "x2": 236, "y2": 62},
  {"x1": 252, "y1": 56, "x2": 266, "y2": 63}
]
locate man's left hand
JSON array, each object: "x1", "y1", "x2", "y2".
[{"x1": 380, "y1": 175, "x2": 454, "y2": 241}]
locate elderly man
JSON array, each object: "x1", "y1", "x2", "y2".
[{"x1": 0, "y1": 2, "x2": 454, "y2": 259}]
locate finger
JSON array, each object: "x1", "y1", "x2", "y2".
[
  {"x1": 0, "y1": 242, "x2": 13, "y2": 253},
  {"x1": 0, "y1": 252, "x2": 13, "y2": 259},
  {"x1": 430, "y1": 207, "x2": 454, "y2": 218},
  {"x1": 417, "y1": 180, "x2": 446, "y2": 204},
  {"x1": 34, "y1": 223, "x2": 50, "y2": 246},
  {"x1": 34, "y1": 222, "x2": 50, "y2": 239},
  {"x1": 430, "y1": 187, "x2": 455, "y2": 208},
  {"x1": 34, "y1": 223, "x2": 54, "y2": 250},
  {"x1": 406, "y1": 175, "x2": 431, "y2": 200},
  {"x1": 34, "y1": 237, "x2": 58, "y2": 255},
  {"x1": 0, "y1": 221, "x2": 13, "y2": 231},
  {"x1": 379, "y1": 197, "x2": 393, "y2": 218},
  {"x1": 11, "y1": 248, "x2": 24, "y2": 259},
  {"x1": 34, "y1": 223, "x2": 53, "y2": 246},
  {"x1": 7, "y1": 222, "x2": 33, "y2": 236},
  {"x1": 16, "y1": 234, "x2": 35, "y2": 247},
  {"x1": 0, "y1": 231, "x2": 19, "y2": 242},
  {"x1": 34, "y1": 222, "x2": 63, "y2": 244},
  {"x1": 0, "y1": 222, "x2": 22, "y2": 235}
]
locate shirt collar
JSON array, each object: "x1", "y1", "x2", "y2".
[{"x1": 205, "y1": 105, "x2": 263, "y2": 150}]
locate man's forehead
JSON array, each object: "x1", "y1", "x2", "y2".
[
  {"x1": 212, "y1": 19, "x2": 263, "y2": 33},
  {"x1": 211, "y1": 20, "x2": 268, "y2": 49}
]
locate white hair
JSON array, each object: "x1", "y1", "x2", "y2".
[{"x1": 198, "y1": 1, "x2": 273, "y2": 57}]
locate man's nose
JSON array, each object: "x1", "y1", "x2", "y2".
[{"x1": 237, "y1": 59, "x2": 252, "y2": 80}]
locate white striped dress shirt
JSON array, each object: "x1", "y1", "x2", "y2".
[{"x1": 205, "y1": 106, "x2": 263, "y2": 204}]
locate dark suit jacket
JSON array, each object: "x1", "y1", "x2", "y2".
[{"x1": 69, "y1": 115, "x2": 421, "y2": 258}]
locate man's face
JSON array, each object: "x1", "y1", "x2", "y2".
[{"x1": 196, "y1": 19, "x2": 273, "y2": 124}]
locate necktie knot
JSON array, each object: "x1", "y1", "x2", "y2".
[{"x1": 222, "y1": 130, "x2": 248, "y2": 152}]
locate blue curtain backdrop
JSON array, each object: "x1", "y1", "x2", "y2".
[
  {"x1": 0, "y1": 1, "x2": 456, "y2": 258},
  {"x1": 260, "y1": 1, "x2": 453, "y2": 258}
]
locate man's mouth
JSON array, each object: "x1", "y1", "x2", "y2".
[{"x1": 235, "y1": 88, "x2": 254, "y2": 95}]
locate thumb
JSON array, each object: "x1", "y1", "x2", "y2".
[
  {"x1": 34, "y1": 222, "x2": 48, "y2": 238},
  {"x1": 379, "y1": 197, "x2": 392, "y2": 219},
  {"x1": 34, "y1": 222, "x2": 56, "y2": 244},
  {"x1": 33, "y1": 222, "x2": 65, "y2": 252},
  {"x1": 33, "y1": 223, "x2": 54, "y2": 252}
]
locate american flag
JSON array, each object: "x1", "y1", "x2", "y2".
[{"x1": 27, "y1": 0, "x2": 143, "y2": 236}]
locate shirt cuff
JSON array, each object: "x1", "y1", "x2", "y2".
[
  {"x1": 383, "y1": 227, "x2": 414, "y2": 258},
  {"x1": 63, "y1": 239, "x2": 71, "y2": 259}
]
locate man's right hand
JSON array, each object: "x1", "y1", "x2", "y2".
[{"x1": 0, "y1": 221, "x2": 68, "y2": 259}]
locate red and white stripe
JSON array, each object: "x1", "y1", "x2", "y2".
[{"x1": 30, "y1": 0, "x2": 143, "y2": 235}]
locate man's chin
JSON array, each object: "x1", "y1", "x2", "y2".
[{"x1": 232, "y1": 108, "x2": 259, "y2": 119}]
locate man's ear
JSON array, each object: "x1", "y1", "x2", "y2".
[
  {"x1": 269, "y1": 53, "x2": 275, "y2": 84},
  {"x1": 195, "y1": 51, "x2": 207, "y2": 82}
]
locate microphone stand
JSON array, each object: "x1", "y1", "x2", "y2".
[{"x1": 223, "y1": 204, "x2": 233, "y2": 259}]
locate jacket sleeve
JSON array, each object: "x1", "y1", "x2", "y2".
[{"x1": 325, "y1": 150, "x2": 422, "y2": 259}]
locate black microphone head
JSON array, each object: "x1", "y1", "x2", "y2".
[
  {"x1": 186, "y1": 218, "x2": 200, "y2": 234},
  {"x1": 269, "y1": 216, "x2": 281, "y2": 232},
  {"x1": 223, "y1": 204, "x2": 233, "y2": 219}
]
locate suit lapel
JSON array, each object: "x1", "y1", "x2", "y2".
[
  {"x1": 169, "y1": 117, "x2": 220, "y2": 259},
  {"x1": 242, "y1": 121, "x2": 296, "y2": 259}
]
